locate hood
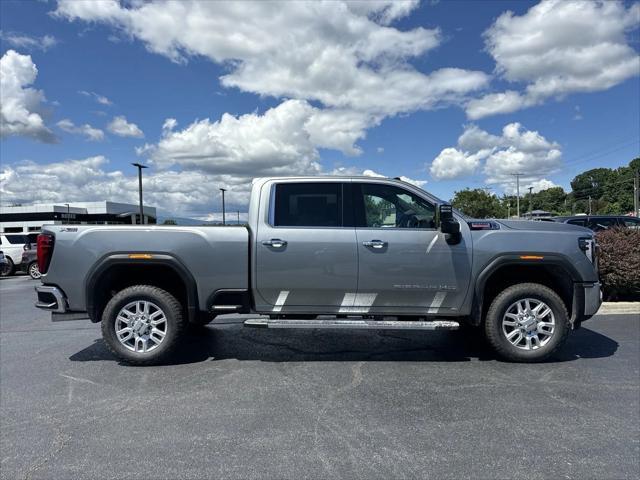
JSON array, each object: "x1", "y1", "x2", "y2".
[{"x1": 496, "y1": 219, "x2": 591, "y2": 234}]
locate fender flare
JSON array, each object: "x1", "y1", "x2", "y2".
[
  {"x1": 85, "y1": 253, "x2": 198, "y2": 323},
  {"x1": 470, "y1": 253, "x2": 581, "y2": 325}
]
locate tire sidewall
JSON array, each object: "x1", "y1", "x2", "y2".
[
  {"x1": 486, "y1": 284, "x2": 569, "y2": 361},
  {"x1": 101, "y1": 287, "x2": 182, "y2": 364}
]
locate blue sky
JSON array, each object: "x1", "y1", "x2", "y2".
[{"x1": 1, "y1": 0, "x2": 639, "y2": 218}]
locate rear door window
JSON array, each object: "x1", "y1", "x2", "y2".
[
  {"x1": 587, "y1": 218, "x2": 618, "y2": 231},
  {"x1": 273, "y1": 183, "x2": 342, "y2": 227},
  {"x1": 567, "y1": 219, "x2": 586, "y2": 227},
  {"x1": 621, "y1": 217, "x2": 640, "y2": 229},
  {"x1": 4, "y1": 235, "x2": 29, "y2": 244}
]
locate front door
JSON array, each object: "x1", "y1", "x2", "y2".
[
  {"x1": 353, "y1": 182, "x2": 471, "y2": 315},
  {"x1": 255, "y1": 181, "x2": 358, "y2": 312}
]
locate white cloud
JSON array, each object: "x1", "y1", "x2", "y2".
[
  {"x1": 142, "y1": 100, "x2": 322, "y2": 176},
  {"x1": 430, "y1": 123, "x2": 562, "y2": 190},
  {"x1": 466, "y1": 91, "x2": 535, "y2": 120},
  {"x1": 0, "y1": 156, "x2": 253, "y2": 216},
  {"x1": 56, "y1": 118, "x2": 104, "y2": 141},
  {"x1": 107, "y1": 115, "x2": 144, "y2": 138},
  {"x1": 0, "y1": 31, "x2": 57, "y2": 51},
  {"x1": 430, "y1": 147, "x2": 486, "y2": 180},
  {"x1": 0, "y1": 50, "x2": 56, "y2": 143},
  {"x1": 79, "y1": 90, "x2": 113, "y2": 106},
  {"x1": 357, "y1": 168, "x2": 427, "y2": 187},
  {"x1": 525, "y1": 178, "x2": 560, "y2": 194},
  {"x1": 467, "y1": 0, "x2": 640, "y2": 119},
  {"x1": 55, "y1": 0, "x2": 489, "y2": 152}
]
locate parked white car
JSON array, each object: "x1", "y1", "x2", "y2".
[{"x1": 0, "y1": 234, "x2": 30, "y2": 276}]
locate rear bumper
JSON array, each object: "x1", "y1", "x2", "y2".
[
  {"x1": 572, "y1": 281, "x2": 602, "y2": 326},
  {"x1": 35, "y1": 285, "x2": 67, "y2": 313}
]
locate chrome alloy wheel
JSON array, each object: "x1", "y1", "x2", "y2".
[
  {"x1": 501, "y1": 298, "x2": 555, "y2": 350},
  {"x1": 29, "y1": 262, "x2": 41, "y2": 279},
  {"x1": 115, "y1": 300, "x2": 167, "y2": 353}
]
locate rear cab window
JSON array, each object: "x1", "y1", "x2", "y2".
[{"x1": 272, "y1": 182, "x2": 343, "y2": 227}]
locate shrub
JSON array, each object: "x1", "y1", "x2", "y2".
[{"x1": 596, "y1": 227, "x2": 640, "y2": 300}]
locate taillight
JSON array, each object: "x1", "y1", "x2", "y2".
[{"x1": 37, "y1": 234, "x2": 54, "y2": 274}]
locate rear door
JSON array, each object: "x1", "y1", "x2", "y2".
[
  {"x1": 353, "y1": 181, "x2": 471, "y2": 314},
  {"x1": 255, "y1": 181, "x2": 358, "y2": 311}
]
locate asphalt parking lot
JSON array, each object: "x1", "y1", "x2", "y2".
[{"x1": 1, "y1": 275, "x2": 639, "y2": 480}]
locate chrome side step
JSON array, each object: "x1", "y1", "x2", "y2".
[{"x1": 244, "y1": 318, "x2": 460, "y2": 330}]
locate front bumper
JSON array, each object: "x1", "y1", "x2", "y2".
[{"x1": 35, "y1": 285, "x2": 67, "y2": 313}]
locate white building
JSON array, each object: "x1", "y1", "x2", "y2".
[{"x1": 0, "y1": 201, "x2": 157, "y2": 234}]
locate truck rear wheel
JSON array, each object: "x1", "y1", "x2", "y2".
[
  {"x1": 484, "y1": 283, "x2": 569, "y2": 362},
  {"x1": 101, "y1": 285, "x2": 186, "y2": 366}
]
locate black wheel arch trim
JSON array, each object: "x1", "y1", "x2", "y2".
[
  {"x1": 470, "y1": 253, "x2": 582, "y2": 326},
  {"x1": 85, "y1": 253, "x2": 199, "y2": 323}
]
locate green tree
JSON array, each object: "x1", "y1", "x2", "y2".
[
  {"x1": 532, "y1": 187, "x2": 567, "y2": 214},
  {"x1": 452, "y1": 188, "x2": 502, "y2": 218},
  {"x1": 162, "y1": 219, "x2": 177, "y2": 225}
]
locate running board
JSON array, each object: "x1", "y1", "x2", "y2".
[{"x1": 244, "y1": 318, "x2": 460, "y2": 330}]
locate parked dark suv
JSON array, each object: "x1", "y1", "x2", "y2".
[{"x1": 552, "y1": 215, "x2": 640, "y2": 231}]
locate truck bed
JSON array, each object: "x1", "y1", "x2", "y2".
[{"x1": 41, "y1": 225, "x2": 249, "y2": 313}]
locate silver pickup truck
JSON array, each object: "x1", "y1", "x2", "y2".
[{"x1": 35, "y1": 176, "x2": 601, "y2": 364}]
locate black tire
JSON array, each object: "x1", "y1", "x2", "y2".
[
  {"x1": 28, "y1": 261, "x2": 41, "y2": 280},
  {"x1": 101, "y1": 285, "x2": 186, "y2": 366},
  {"x1": 0, "y1": 257, "x2": 15, "y2": 277},
  {"x1": 484, "y1": 283, "x2": 570, "y2": 362}
]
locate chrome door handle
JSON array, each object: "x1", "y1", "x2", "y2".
[
  {"x1": 362, "y1": 240, "x2": 387, "y2": 249},
  {"x1": 262, "y1": 239, "x2": 287, "y2": 248}
]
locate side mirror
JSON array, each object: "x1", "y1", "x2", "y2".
[
  {"x1": 441, "y1": 219, "x2": 460, "y2": 235},
  {"x1": 439, "y1": 204, "x2": 460, "y2": 235}
]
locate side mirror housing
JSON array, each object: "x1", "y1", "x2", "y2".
[{"x1": 439, "y1": 204, "x2": 460, "y2": 234}]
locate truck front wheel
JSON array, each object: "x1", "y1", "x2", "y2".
[
  {"x1": 101, "y1": 285, "x2": 186, "y2": 365},
  {"x1": 484, "y1": 283, "x2": 570, "y2": 362}
]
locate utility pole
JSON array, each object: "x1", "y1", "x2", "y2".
[
  {"x1": 219, "y1": 188, "x2": 227, "y2": 225},
  {"x1": 528, "y1": 186, "x2": 533, "y2": 217},
  {"x1": 507, "y1": 202, "x2": 511, "y2": 219},
  {"x1": 511, "y1": 173, "x2": 524, "y2": 218},
  {"x1": 237, "y1": 210, "x2": 240, "y2": 225},
  {"x1": 634, "y1": 169, "x2": 639, "y2": 217},
  {"x1": 131, "y1": 163, "x2": 148, "y2": 225},
  {"x1": 588, "y1": 195, "x2": 592, "y2": 215}
]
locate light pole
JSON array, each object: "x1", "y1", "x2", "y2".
[
  {"x1": 64, "y1": 203, "x2": 70, "y2": 224},
  {"x1": 528, "y1": 186, "x2": 533, "y2": 217},
  {"x1": 511, "y1": 173, "x2": 524, "y2": 218},
  {"x1": 131, "y1": 163, "x2": 148, "y2": 225},
  {"x1": 219, "y1": 188, "x2": 227, "y2": 225}
]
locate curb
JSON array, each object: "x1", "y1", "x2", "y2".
[{"x1": 596, "y1": 302, "x2": 640, "y2": 315}]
